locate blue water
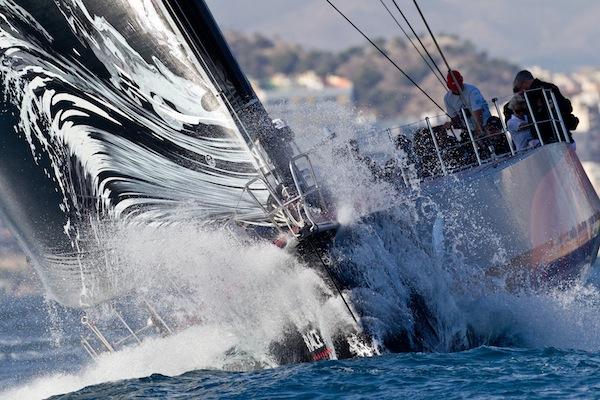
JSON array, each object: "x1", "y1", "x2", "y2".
[
  {"x1": 4, "y1": 289, "x2": 600, "y2": 399},
  {"x1": 47, "y1": 348, "x2": 600, "y2": 399},
  {"x1": 0, "y1": 296, "x2": 85, "y2": 389}
]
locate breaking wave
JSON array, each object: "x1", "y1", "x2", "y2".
[
  {"x1": 2, "y1": 1, "x2": 600, "y2": 399},
  {"x1": 5, "y1": 207, "x2": 600, "y2": 399},
  {"x1": 6, "y1": 137, "x2": 600, "y2": 400}
]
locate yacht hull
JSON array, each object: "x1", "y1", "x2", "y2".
[{"x1": 421, "y1": 142, "x2": 600, "y2": 283}]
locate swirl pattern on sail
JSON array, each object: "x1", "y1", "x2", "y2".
[{"x1": 0, "y1": 0, "x2": 269, "y2": 306}]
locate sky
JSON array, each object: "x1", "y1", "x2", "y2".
[{"x1": 205, "y1": 0, "x2": 600, "y2": 73}]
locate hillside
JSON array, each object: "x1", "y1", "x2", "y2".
[
  {"x1": 225, "y1": 31, "x2": 520, "y2": 120},
  {"x1": 208, "y1": 0, "x2": 600, "y2": 72}
]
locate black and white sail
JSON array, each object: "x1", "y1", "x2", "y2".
[{"x1": 0, "y1": 0, "x2": 281, "y2": 306}]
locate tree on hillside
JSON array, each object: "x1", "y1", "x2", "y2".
[{"x1": 225, "y1": 30, "x2": 520, "y2": 120}]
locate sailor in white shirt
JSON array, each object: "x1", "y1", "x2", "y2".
[{"x1": 443, "y1": 70, "x2": 491, "y2": 136}]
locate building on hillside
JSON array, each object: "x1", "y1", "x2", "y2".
[{"x1": 254, "y1": 71, "x2": 353, "y2": 111}]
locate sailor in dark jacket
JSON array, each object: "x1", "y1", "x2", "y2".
[{"x1": 512, "y1": 70, "x2": 579, "y2": 145}]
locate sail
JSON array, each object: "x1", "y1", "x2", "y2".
[{"x1": 0, "y1": 0, "x2": 274, "y2": 307}]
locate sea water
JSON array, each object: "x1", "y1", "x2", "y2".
[
  {"x1": 2, "y1": 157, "x2": 600, "y2": 399},
  {"x1": 1, "y1": 113, "x2": 599, "y2": 399},
  {"x1": 1, "y1": 0, "x2": 600, "y2": 394},
  {"x1": 0, "y1": 151, "x2": 598, "y2": 399},
  {"x1": 5, "y1": 284, "x2": 600, "y2": 399},
  {"x1": 1, "y1": 162, "x2": 599, "y2": 399}
]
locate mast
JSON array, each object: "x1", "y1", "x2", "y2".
[
  {"x1": 162, "y1": 0, "x2": 290, "y2": 183},
  {"x1": 163, "y1": 0, "x2": 257, "y2": 112}
]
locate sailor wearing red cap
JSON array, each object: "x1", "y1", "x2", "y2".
[{"x1": 443, "y1": 70, "x2": 491, "y2": 136}]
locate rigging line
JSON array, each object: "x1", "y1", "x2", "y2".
[
  {"x1": 378, "y1": 0, "x2": 446, "y2": 89},
  {"x1": 307, "y1": 240, "x2": 359, "y2": 325},
  {"x1": 390, "y1": 0, "x2": 446, "y2": 82},
  {"x1": 412, "y1": 0, "x2": 453, "y2": 75},
  {"x1": 325, "y1": 0, "x2": 447, "y2": 115},
  {"x1": 411, "y1": 0, "x2": 470, "y2": 114}
]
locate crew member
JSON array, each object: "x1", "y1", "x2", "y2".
[
  {"x1": 512, "y1": 69, "x2": 579, "y2": 146},
  {"x1": 506, "y1": 94, "x2": 538, "y2": 151},
  {"x1": 443, "y1": 70, "x2": 492, "y2": 137}
]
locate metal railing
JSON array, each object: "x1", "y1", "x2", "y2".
[
  {"x1": 80, "y1": 299, "x2": 173, "y2": 360},
  {"x1": 238, "y1": 150, "x2": 337, "y2": 238},
  {"x1": 378, "y1": 88, "x2": 572, "y2": 181}
]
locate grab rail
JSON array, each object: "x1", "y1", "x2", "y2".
[
  {"x1": 80, "y1": 298, "x2": 173, "y2": 360},
  {"x1": 239, "y1": 152, "x2": 338, "y2": 238},
  {"x1": 375, "y1": 88, "x2": 571, "y2": 181}
]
